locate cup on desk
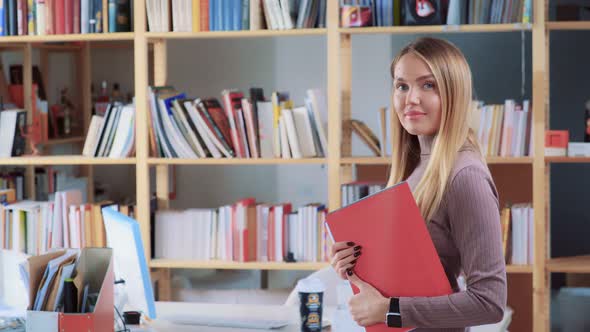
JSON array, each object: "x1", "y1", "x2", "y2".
[{"x1": 297, "y1": 277, "x2": 325, "y2": 332}]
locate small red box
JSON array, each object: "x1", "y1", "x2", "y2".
[{"x1": 545, "y1": 130, "x2": 569, "y2": 148}]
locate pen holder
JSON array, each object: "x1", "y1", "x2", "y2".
[{"x1": 26, "y1": 248, "x2": 114, "y2": 332}]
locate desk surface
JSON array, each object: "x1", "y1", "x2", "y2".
[{"x1": 147, "y1": 302, "x2": 333, "y2": 332}]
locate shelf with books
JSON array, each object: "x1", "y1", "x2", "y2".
[
  {"x1": 0, "y1": 156, "x2": 137, "y2": 166},
  {"x1": 546, "y1": 21, "x2": 590, "y2": 30},
  {"x1": 546, "y1": 255, "x2": 590, "y2": 273},
  {"x1": 339, "y1": 23, "x2": 532, "y2": 36},
  {"x1": 147, "y1": 158, "x2": 327, "y2": 165},
  {"x1": 0, "y1": 32, "x2": 135, "y2": 44},
  {"x1": 149, "y1": 259, "x2": 329, "y2": 271},
  {"x1": 146, "y1": 29, "x2": 328, "y2": 40}
]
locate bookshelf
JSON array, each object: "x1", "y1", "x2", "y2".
[{"x1": 3, "y1": 0, "x2": 586, "y2": 331}]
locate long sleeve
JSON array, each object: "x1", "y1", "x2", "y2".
[{"x1": 399, "y1": 165, "x2": 507, "y2": 329}]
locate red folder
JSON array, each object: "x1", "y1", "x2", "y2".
[{"x1": 325, "y1": 181, "x2": 452, "y2": 332}]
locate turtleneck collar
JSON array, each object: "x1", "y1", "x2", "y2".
[{"x1": 418, "y1": 135, "x2": 435, "y2": 156}]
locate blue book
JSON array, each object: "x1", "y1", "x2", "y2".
[
  {"x1": 0, "y1": 0, "x2": 5, "y2": 36},
  {"x1": 209, "y1": 0, "x2": 215, "y2": 31}
]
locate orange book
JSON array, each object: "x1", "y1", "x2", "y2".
[{"x1": 326, "y1": 182, "x2": 452, "y2": 332}]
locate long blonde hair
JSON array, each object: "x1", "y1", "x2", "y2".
[{"x1": 386, "y1": 37, "x2": 482, "y2": 222}]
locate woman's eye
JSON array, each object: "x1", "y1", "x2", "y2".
[
  {"x1": 396, "y1": 84, "x2": 408, "y2": 91},
  {"x1": 423, "y1": 82, "x2": 435, "y2": 89}
]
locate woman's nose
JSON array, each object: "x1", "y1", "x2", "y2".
[{"x1": 406, "y1": 87, "x2": 420, "y2": 105}]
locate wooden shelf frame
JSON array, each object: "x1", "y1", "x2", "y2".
[
  {"x1": 149, "y1": 260, "x2": 534, "y2": 273},
  {"x1": 146, "y1": 29, "x2": 327, "y2": 40},
  {"x1": 546, "y1": 21, "x2": 590, "y2": 31},
  {"x1": 340, "y1": 23, "x2": 532, "y2": 35},
  {"x1": 147, "y1": 158, "x2": 327, "y2": 166},
  {"x1": 341, "y1": 156, "x2": 534, "y2": 165},
  {"x1": 546, "y1": 255, "x2": 590, "y2": 273},
  {"x1": 0, "y1": 156, "x2": 137, "y2": 165}
]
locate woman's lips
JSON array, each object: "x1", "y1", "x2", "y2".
[{"x1": 404, "y1": 111, "x2": 426, "y2": 119}]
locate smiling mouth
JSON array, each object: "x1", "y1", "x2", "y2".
[{"x1": 405, "y1": 111, "x2": 426, "y2": 118}]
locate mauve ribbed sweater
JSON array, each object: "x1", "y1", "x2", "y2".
[{"x1": 399, "y1": 135, "x2": 507, "y2": 331}]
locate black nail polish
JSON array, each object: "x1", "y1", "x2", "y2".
[
  {"x1": 347, "y1": 269, "x2": 353, "y2": 276},
  {"x1": 354, "y1": 245, "x2": 361, "y2": 251},
  {"x1": 354, "y1": 251, "x2": 361, "y2": 257},
  {"x1": 347, "y1": 242, "x2": 355, "y2": 246},
  {"x1": 351, "y1": 259, "x2": 357, "y2": 264}
]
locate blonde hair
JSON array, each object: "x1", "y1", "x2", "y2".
[{"x1": 386, "y1": 37, "x2": 482, "y2": 222}]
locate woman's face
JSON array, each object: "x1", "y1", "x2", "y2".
[{"x1": 393, "y1": 53, "x2": 442, "y2": 136}]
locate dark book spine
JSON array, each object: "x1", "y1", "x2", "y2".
[
  {"x1": 11, "y1": 111, "x2": 27, "y2": 156},
  {"x1": 198, "y1": 100, "x2": 235, "y2": 157},
  {"x1": 115, "y1": 0, "x2": 130, "y2": 32}
]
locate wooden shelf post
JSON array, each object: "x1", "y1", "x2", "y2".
[
  {"x1": 327, "y1": 0, "x2": 342, "y2": 211},
  {"x1": 151, "y1": 38, "x2": 172, "y2": 301},
  {"x1": 132, "y1": 0, "x2": 152, "y2": 297},
  {"x1": 533, "y1": 0, "x2": 549, "y2": 331}
]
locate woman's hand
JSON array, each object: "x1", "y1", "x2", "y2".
[
  {"x1": 329, "y1": 241, "x2": 361, "y2": 280},
  {"x1": 347, "y1": 272, "x2": 390, "y2": 327}
]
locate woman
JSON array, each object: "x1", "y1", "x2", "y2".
[{"x1": 329, "y1": 37, "x2": 506, "y2": 330}]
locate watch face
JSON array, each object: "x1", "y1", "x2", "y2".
[{"x1": 386, "y1": 313, "x2": 402, "y2": 328}]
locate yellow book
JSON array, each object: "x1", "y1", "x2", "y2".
[
  {"x1": 500, "y1": 207, "x2": 511, "y2": 263},
  {"x1": 27, "y1": 0, "x2": 35, "y2": 35},
  {"x1": 192, "y1": 0, "x2": 200, "y2": 32}
]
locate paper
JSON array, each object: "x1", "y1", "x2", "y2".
[{"x1": 32, "y1": 250, "x2": 78, "y2": 311}]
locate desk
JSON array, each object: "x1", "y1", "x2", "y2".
[{"x1": 146, "y1": 302, "x2": 334, "y2": 331}]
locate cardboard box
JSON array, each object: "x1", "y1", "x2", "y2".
[{"x1": 26, "y1": 248, "x2": 114, "y2": 332}]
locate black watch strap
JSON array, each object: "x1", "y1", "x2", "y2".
[{"x1": 386, "y1": 297, "x2": 402, "y2": 327}]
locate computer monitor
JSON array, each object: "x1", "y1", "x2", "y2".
[{"x1": 102, "y1": 207, "x2": 156, "y2": 319}]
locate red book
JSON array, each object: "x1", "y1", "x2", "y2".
[
  {"x1": 325, "y1": 181, "x2": 452, "y2": 332},
  {"x1": 55, "y1": 0, "x2": 65, "y2": 34}
]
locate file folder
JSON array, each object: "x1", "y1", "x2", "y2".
[
  {"x1": 26, "y1": 248, "x2": 114, "y2": 332},
  {"x1": 325, "y1": 181, "x2": 452, "y2": 332}
]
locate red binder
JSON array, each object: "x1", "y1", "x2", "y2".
[{"x1": 326, "y1": 181, "x2": 452, "y2": 332}]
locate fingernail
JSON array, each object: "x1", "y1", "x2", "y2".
[
  {"x1": 347, "y1": 269, "x2": 353, "y2": 276},
  {"x1": 347, "y1": 242, "x2": 355, "y2": 246},
  {"x1": 351, "y1": 259, "x2": 357, "y2": 265},
  {"x1": 354, "y1": 251, "x2": 361, "y2": 257},
  {"x1": 354, "y1": 245, "x2": 361, "y2": 251}
]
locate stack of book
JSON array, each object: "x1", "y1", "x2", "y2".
[
  {"x1": 341, "y1": 181, "x2": 386, "y2": 206},
  {"x1": 0, "y1": 170, "x2": 25, "y2": 201},
  {"x1": 155, "y1": 198, "x2": 329, "y2": 263},
  {"x1": 147, "y1": 0, "x2": 326, "y2": 32},
  {"x1": 82, "y1": 102, "x2": 136, "y2": 158},
  {"x1": 470, "y1": 99, "x2": 533, "y2": 157},
  {"x1": 500, "y1": 203, "x2": 534, "y2": 265},
  {"x1": 340, "y1": 0, "x2": 532, "y2": 27},
  {"x1": 0, "y1": 188, "x2": 135, "y2": 256},
  {"x1": 0, "y1": 0, "x2": 132, "y2": 36},
  {"x1": 148, "y1": 86, "x2": 327, "y2": 159}
]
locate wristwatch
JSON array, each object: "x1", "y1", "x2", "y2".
[{"x1": 386, "y1": 297, "x2": 402, "y2": 327}]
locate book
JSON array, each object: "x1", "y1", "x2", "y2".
[
  {"x1": 325, "y1": 181, "x2": 452, "y2": 332},
  {"x1": 349, "y1": 119, "x2": 380, "y2": 156}
]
